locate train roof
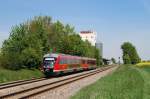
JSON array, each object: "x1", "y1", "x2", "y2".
[
  {"x1": 43, "y1": 53, "x2": 96, "y2": 60},
  {"x1": 43, "y1": 53, "x2": 59, "y2": 58}
]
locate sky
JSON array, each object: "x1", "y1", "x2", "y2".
[{"x1": 0, "y1": 0, "x2": 150, "y2": 61}]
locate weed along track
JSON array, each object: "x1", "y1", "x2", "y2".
[{"x1": 0, "y1": 66, "x2": 115, "y2": 99}]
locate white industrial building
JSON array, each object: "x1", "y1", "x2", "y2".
[
  {"x1": 79, "y1": 30, "x2": 103, "y2": 58},
  {"x1": 79, "y1": 30, "x2": 96, "y2": 46}
]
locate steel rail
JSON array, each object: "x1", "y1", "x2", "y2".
[
  {"x1": 0, "y1": 77, "x2": 46, "y2": 90},
  {"x1": 0, "y1": 66, "x2": 114, "y2": 99}
]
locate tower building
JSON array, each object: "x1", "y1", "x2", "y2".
[{"x1": 79, "y1": 30, "x2": 96, "y2": 46}]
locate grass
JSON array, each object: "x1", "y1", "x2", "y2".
[
  {"x1": 136, "y1": 66, "x2": 150, "y2": 99},
  {"x1": 71, "y1": 65, "x2": 148, "y2": 99},
  {"x1": 0, "y1": 67, "x2": 44, "y2": 83}
]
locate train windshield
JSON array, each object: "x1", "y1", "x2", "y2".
[{"x1": 43, "y1": 57, "x2": 55, "y2": 68}]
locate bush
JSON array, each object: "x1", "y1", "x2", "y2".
[
  {"x1": 121, "y1": 42, "x2": 141, "y2": 64},
  {"x1": 0, "y1": 16, "x2": 102, "y2": 70}
]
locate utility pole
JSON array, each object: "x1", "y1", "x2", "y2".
[{"x1": 118, "y1": 57, "x2": 120, "y2": 65}]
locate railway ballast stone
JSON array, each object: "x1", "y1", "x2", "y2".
[{"x1": 30, "y1": 66, "x2": 118, "y2": 99}]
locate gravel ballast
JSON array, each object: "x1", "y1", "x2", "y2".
[{"x1": 30, "y1": 66, "x2": 118, "y2": 99}]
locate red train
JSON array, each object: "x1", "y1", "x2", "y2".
[{"x1": 42, "y1": 53, "x2": 97, "y2": 76}]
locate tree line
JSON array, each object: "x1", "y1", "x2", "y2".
[
  {"x1": 0, "y1": 16, "x2": 101, "y2": 70},
  {"x1": 121, "y1": 42, "x2": 141, "y2": 64}
]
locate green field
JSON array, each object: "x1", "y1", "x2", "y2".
[
  {"x1": 71, "y1": 65, "x2": 150, "y2": 99},
  {"x1": 0, "y1": 68, "x2": 44, "y2": 83},
  {"x1": 136, "y1": 62, "x2": 150, "y2": 68}
]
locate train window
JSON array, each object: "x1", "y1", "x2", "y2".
[
  {"x1": 59, "y1": 60, "x2": 63, "y2": 64},
  {"x1": 64, "y1": 59, "x2": 67, "y2": 64},
  {"x1": 70, "y1": 59, "x2": 72, "y2": 64},
  {"x1": 43, "y1": 57, "x2": 55, "y2": 67},
  {"x1": 70, "y1": 59, "x2": 73, "y2": 64},
  {"x1": 79, "y1": 59, "x2": 81, "y2": 64},
  {"x1": 71, "y1": 59, "x2": 73, "y2": 64},
  {"x1": 82, "y1": 60, "x2": 85, "y2": 64},
  {"x1": 87, "y1": 60, "x2": 90, "y2": 64},
  {"x1": 83, "y1": 60, "x2": 86, "y2": 64},
  {"x1": 72, "y1": 59, "x2": 74, "y2": 64},
  {"x1": 67, "y1": 59, "x2": 70, "y2": 64},
  {"x1": 91, "y1": 60, "x2": 94, "y2": 65},
  {"x1": 74, "y1": 59, "x2": 76, "y2": 64},
  {"x1": 59, "y1": 59, "x2": 64, "y2": 64},
  {"x1": 75, "y1": 59, "x2": 77, "y2": 64},
  {"x1": 66, "y1": 59, "x2": 69, "y2": 64},
  {"x1": 77, "y1": 60, "x2": 79, "y2": 64},
  {"x1": 87, "y1": 60, "x2": 94, "y2": 65},
  {"x1": 72, "y1": 59, "x2": 75, "y2": 64},
  {"x1": 90, "y1": 60, "x2": 96, "y2": 65}
]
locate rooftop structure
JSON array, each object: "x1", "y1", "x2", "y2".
[{"x1": 79, "y1": 30, "x2": 96, "y2": 46}]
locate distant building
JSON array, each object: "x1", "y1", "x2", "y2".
[
  {"x1": 95, "y1": 42, "x2": 103, "y2": 58},
  {"x1": 79, "y1": 30, "x2": 96, "y2": 46},
  {"x1": 103, "y1": 58, "x2": 112, "y2": 65}
]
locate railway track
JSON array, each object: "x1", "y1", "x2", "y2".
[
  {"x1": 0, "y1": 77, "x2": 46, "y2": 90},
  {"x1": 0, "y1": 66, "x2": 114, "y2": 99}
]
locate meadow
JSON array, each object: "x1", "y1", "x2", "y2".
[
  {"x1": 0, "y1": 68, "x2": 44, "y2": 83},
  {"x1": 71, "y1": 65, "x2": 150, "y2": 99}
]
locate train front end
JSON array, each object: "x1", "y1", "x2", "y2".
[{"x1": 42, "y1": 53, "x2": 58, "y2": 77}]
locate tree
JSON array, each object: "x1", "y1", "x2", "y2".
[
  {"x1": 1, "y1": 16, "x2": 102, "y2": 70},
  {"x1": 111, "y1": 58, "x2": 116, "y2": 64},
  {"x1": 95, "y1": 48, "x2": 101, "y2": 66},
  {"x1": 1, "y1": 16, "x2": 51, "y2": 69},
  {"x1": 121, "y1": 42, "x2": 141, "y2": 64},
  {"x1": 123, "y1": 54, "x2": 131, "y2": 64}
]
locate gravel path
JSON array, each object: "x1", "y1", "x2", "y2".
[{"x1": 30, "y1": 66, "x2": 118, "y2": 99}]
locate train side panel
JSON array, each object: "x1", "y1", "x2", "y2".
[{"x1": 43, "y1": 53, "x2": 97, "y2": 76}]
